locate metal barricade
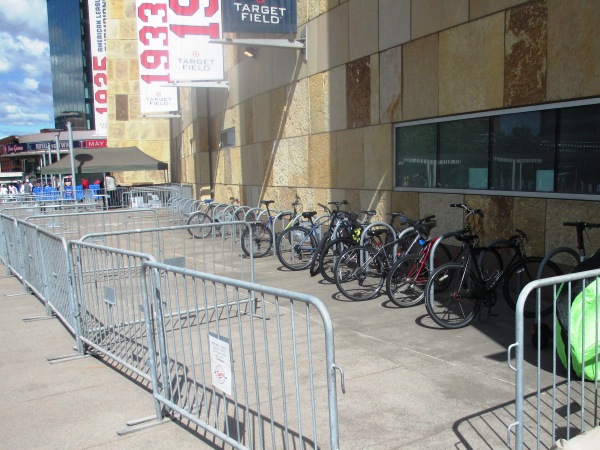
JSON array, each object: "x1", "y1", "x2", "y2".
[
  {"x1": 25, "y1": 209, "x2": 160, "y2": 239},
  {"x1": 69, "y1": 240, "x2": 157, "y2": 381},
  {"x1": 80, "y1": 222, "x2": 254, "y2": 283},
  {"x1": 509, "y1": 268, "x2": 600, "y2": 449},
  {"x1": 141, "y1": 261, "x2": 344, "y2": 450}
]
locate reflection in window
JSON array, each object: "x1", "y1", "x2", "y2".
[
  {"x1": 491, "y1": 111, "x2": 555, "y2": 192},
  {"x1": 558, "y1": 104, "x2": 600, "y2": 194},
  {"x1": 439, "y1": 119, "x2": 489, "y2": 189},
  {"x1": 395, "y1": 124, "x2": 436, "y2": 187}
]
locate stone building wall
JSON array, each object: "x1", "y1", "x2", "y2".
[{"x1": 124, "y1": 0, "x2": 599, "y2": 256}]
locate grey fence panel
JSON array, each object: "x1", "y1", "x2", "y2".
[
  {"x1": 81, "y1": 222, "x2": 254, "y2": 283},
  {"x1": 509, "y1": 268, "x2": 600, "y2": 450},
  {"x1": 141, "y1": 262, "x2": 342, "y2": 450},
  {"x1": 69, "y1": 240, "x2": 158, "y2": 382},
  {"x1": 0, "y1": 213, "x2": 9, "y2": 267},
  {"x1": 2, "y1": 216, "x2": 23, "y2": 280},
  {"x1": 16, "y1": 220, "x2": 45, "y2": 298},
  {"x1": 26, "y1": 209, "x2": 160, "y2": 239}
]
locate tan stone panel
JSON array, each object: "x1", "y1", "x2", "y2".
[
  {"x1": 327, "y1": 65, "x2": 347, "y2": 131},
  {"x1": 320, "y1": 0, "x2": 340, "y2": 14},
  {"x1": 343, "y1": 189, "x2": 361, "y2": 212},
  {"x1": 464, "y1": 194, "x2": 514, "y2": 244},
  {"x1": 335, "y1": 129, "x2": 364, "y2": 188},
  {"x1": 283, "y1": 79, "x2": 310, "y2": 139},
  {"x1": 316, "y1": 3, "x2": 349, "y2": 73},
  {"x1": 419, "y1": 193, "x2": 464, "y2": 239},
  {"x1": 297, "y1": 0, "x2": 309, "y2": 25},
  {"x1": 390, "y1": 191, "x2": 419, "y2": 222},
  {"x1": 308, "y1": 0, "x2": 320, "y2": 20},
  {"x1": 439, "y1": 14, "x2": 505, "y2": 116},
  {"x1": 411, "y1": 0, "x2": 469, "y2": 40},
  {"x1": 363, "y1": 125, "x2": 392, "y2": 190},
  {"x1": 308, "y1": 132, "x2": 336, "y2": 188},
  {"x1": 370, "y1": 54, "x2": 380, "y2": 125},
  {"x1": 253, "y1": 93, "x2": 271, "y2": 143},
  {"x1": 359, "y1": 190, "x2": 387, "y2": 220},
  {"x1": 546, "y1": 0, "x2": 600, "y2": 101},
  {"x1": 379, "y1": 46, "x2": 402, "y2": 124},
  {"x1": 269, "y1": 87, "x2": 287, "y2": 140},
  {"x1": 504, "y1": 1, "x2": 547, "y2": 107},
  {"x1": 241, "y1": 100, "x2": 254, "y2": 146},
  {"x1": 512, "y1": 197, "x2": 547, "y2": 256},
  {"x1": 272, "y1": 136, "x2": 309, "y2": 187},
  {"x1": 379, "y1": 0, "x2": 411, "y2": 51},
  {"x1": 349, "y1": 0, "x2": 379, "y2": 61},
  {"x1": 107, "y1": 0, "x2": 125, "y2": 19},
  {"x1": 403, "y1": 35, "x2": 439, "y2": 121},
  {"x1": 228, "y1": 147, "x2": 243, "y2": 185},
  {"x1": 310, "y1": 73, "x2": 327, "y2": 134},
  {"x1": 470, "y1": 0, "x2": 529, "y2": 19}
]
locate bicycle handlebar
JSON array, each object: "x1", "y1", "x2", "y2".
[
  {"x1": 564, "y1": 221, "x2": 600, "y2": 228},
  {"x1": 450, "y1": 203, "x2": 484, "y2": 217}
]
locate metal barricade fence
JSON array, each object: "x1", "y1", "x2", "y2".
[
  {"x1": 128, "y1": 186, "x2": 180, "y2": 209},
  {"x1": 25, "y1": 209, "x2": 160, "y2": 239},
  {"x1": 2, "y1": 215, "x2": 22, "y2": 279},
  {"x1": 141, "y1": 261, "x2": 343, "y2": 450},
  {"x1": 69, "y1": 240, "x2": 158, "y2": 382},
  {"x1": 80, "y1": 222, "x2": 254, "y2": 283},
  {"x1": 0, "y1": 203, "x2": 101, "y2": 219},
  {"x1": 509, "y1": 268, "x2": 600, "y2": 449}
]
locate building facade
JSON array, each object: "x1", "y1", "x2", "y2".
[
  {"x1": 105, "y1": 0, "x2": 600, "y2": 255},
  {"x1": 47, "y1": 0, "x2": 96, "y2": 131}
]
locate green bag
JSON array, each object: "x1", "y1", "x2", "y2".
[{"x1": 556, "y1": 278, "x2": 600, "y2": 381}]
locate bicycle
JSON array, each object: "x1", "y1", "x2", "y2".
[
  {"x1": 424, "y1": 205, "x2": 562, "y2": 328},
  {"x1": 385, "y1": 228, "x2": 452, "y2": 307},
  {"x1": 275, "y1": 203, "x2": 346, "y2": 270},
  {"x1": 333, "y1": 215, "x2": 439, "y2": 301},
  {"x1": 187, "y1": 197, "x2": 241, "y2": 239}
]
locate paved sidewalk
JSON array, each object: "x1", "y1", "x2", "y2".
[{"x1": 0, "y1": 251, "x2": 535, "y2": 450}]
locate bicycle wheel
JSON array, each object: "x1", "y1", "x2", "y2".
[
  {"x1": 502, "y1": 256, "x2": 562, "y2": 318},
  {"x1": 476, "y1": 246, "x2": 504, "y2": 290},
  {"x1": 187, "y1": 212, "x2": 213, "y2": 238},
  {"x1": 334, "y1": 245, "x2": 386, "y2": 301},
  {"x1": 309, "y1": 231, "x2": 332, "y2": 277},
  {"x1": 425, "y1": 263, "x2": 480, "y2": 329},
  {"x1": 240, "y1": 223, "x2": 273, "y2": 258},
  {"x1": 276, "y1": 226, "x2": 318, "y2": 270},
  {"x1": 386, "y1": 254, "x2": 429, "y2": 307},
  {"x1": 319, "y1": 237, "x2": 353, "y2": 283}
]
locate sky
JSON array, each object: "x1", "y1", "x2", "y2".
[{"x1": 0, "y1": 0, "x2": 54, "y2": 138}]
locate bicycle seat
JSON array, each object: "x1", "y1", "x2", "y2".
[
  {"x1": 362, "y1": 210, "x2": 376, "y2": 216},
  {"x1": 366, "y1": 228, "x2": 388, "y2": 237},
  {"x1": 415, "y1": 222, "x2": 437, "y2": 235},
  {"x1": 301, "y1": 211, "x2": 317, "y2": 219},
  {"x1": 388, "y1": 212, "x2": 405, "y2": 218},
  {"x1": 261, "y1": 200, "x2": 275, "y2": 206}
]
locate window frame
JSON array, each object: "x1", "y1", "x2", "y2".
[{"x1": 393, "y1": 97, "x2": 600, "y2": 200}]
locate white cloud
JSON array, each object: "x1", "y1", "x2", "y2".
[{"x1": 23, "y1": 78, "x2": 39, "y2": 90}]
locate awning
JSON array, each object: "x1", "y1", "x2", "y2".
[{"x1": 41, "y1": 146, "x2": 168, "y2": 175}]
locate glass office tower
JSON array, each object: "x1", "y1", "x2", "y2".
[{"x1": 46, "y1": 0, "x2": 94, "y2": 131}]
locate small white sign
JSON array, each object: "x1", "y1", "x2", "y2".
[{"x1": 209, "y1": 333, "x2": 232, "y2": 395}]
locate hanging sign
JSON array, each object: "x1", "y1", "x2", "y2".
[
  {"x1": 222, "y1": 0, "x2": 297, "y2": 34},
  {"x1": 87, "y1": 0, "x2": 108, "y2": 135},
  {"x1": 136, "y1": 0, "x2": 179, "y2": 113},
  {"x1": 167, "y1": 0, "x2": 224, "y2": 81}
]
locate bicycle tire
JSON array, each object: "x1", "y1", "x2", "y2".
[
  {"x1": 334, "y1": 245, "x2": 386, "y2": 301},
  {"x1": 240, "y1": 223, "x2": 273, "y2": 258},
  {"x1": 502, "y1": 256, "x2": 562, "y2": 318},
  {"x1": 386, "y1": 254, "x2": 429, "y2": 307},
  {"x1": 425, "y1": 262, "x2": 480, "y2": 329},
  {"x1": 187, "y1": 211, "x2": 213, "y2": 238},
  {"x1": 309, "y1": 231, "x2": 332, "y2": 277},
  {"x1": 475, "y1": 246, "x2": 504, "y2": 290},
  {"x1": 319, "y1": 237, "x2": 353, "y2": 283},
  {"x1": 276, "y1": 226, "x2": 319, "y2": 270}
]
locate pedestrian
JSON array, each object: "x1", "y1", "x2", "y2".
[
  {"x1": 82, "y1": 177, "x2": 89, "y2": 190},
  {"x1": 105, "y1": 173, "x2": 116, "y2": 207}
]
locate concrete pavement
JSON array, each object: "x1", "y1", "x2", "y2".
[{"x1": 0, "y1": 253, "x2": 541, "y2": 449}]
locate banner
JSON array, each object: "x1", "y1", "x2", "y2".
[
  {"x1": 222, "y1": 0, "x2": 296, "y2": 34},
  {"x1": 136, "y1": 0, "x2": 179, "y2": 113},
  {"x1": 87, "y1": 0, "x2": 108, "y2": 135},
  {"x1": 167, "y1": 0, "x2": 224, "y2": 81}
]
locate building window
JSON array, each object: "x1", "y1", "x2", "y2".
[
  {"x1": 394, "y1": 99, "x2": 600, "y2": 197},
  {"x1": 220, "y1": 127, "x2": 235, "y2": 148}
]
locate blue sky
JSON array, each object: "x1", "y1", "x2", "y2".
[{"x1": 0, "y1": 0, "x2": 54, "y2": 138}]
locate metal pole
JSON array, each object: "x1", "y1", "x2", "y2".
[
  {"x1": 67, "y1": 122, "x2": 78, "y2": 208},
  {"x1": 54, "y1": 131, "x2": 62, "y2": 189}
]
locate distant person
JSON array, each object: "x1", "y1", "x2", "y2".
[
  {"x1": 0, "y1": 184, "x2": 7, "y2": 195},
  {"x1": 82, "y1": 177, "x2": 89, "y2": 190},
  {"x1": 105, "y1": 173, "x2": 116, "y2": 206}
]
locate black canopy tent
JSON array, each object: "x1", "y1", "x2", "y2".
[{"x1": 41, "y1": 146, "x2": 168, "y2": 175}]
